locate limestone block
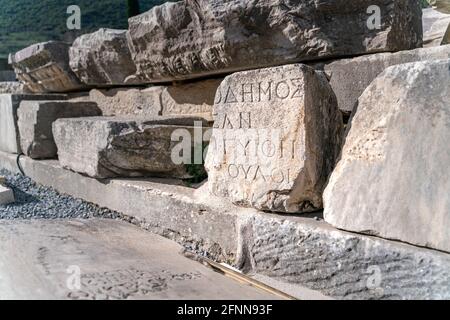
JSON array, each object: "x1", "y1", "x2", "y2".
[
  {"x1": 9, "y1": 41, "x2": 84, "y2": 93},
  {"x1": 0, "y1": 94, "x2": 66, "y2": 154},
  {"x1": 70, "y1": 29, "x2": 137, "y2": 86},
  {"x1": 324, "y1": 45, "x2": 450, "y2": 114},
  {"x1": 205, "y1": 64, "x2": 343, "y2": 213},
  {"x1": 127, "y1": 0, "x2": 423, "y2": 83},
  {"x1": 160, "y1": 79, "x2": 222, "y2": 122},
  {"x1": 423, "y1": 8, "x2": 450, "y2": 47},
  {"x1": 87, "y1": 87, "x2": 163, "y2": 116},
  {"x1": 18, "y1": 101, "x2": 102, "y2": 159},
  {"x1": 323, "y1": 60, "x2": 450, "y2": 252},
  {"x1": 53, "y1": 116, "x2": 209, "y2": 179}
]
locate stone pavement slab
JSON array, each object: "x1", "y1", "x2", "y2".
[{"x1": 0, "y1": 219, "x2": 276, "y2": 300}]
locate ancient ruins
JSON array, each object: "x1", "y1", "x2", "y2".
[{"x1": 0, "y1": 0, "x2": 449, "y2": 300}]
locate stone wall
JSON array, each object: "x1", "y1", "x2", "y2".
[{"x1": 1, "y1": 1, "x2": 449, "y2": 299}]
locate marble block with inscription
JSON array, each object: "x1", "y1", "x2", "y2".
[{"x1": 205, "y1": 64, "x2": 344, "y2": 213}]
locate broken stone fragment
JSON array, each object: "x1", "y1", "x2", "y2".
[
  {"x1": 127, "y1": 0, "x2": 423, "y2": 83},
  {"x1": 324, "y1": 45, "x2": 450, "y2": 114},
  {"x1": 9, "y1": 41, "x2": 85, "y2": 93},
  {"x1": 323, "y1": 59, "x2": 450, "y2": 253},
  {"x1": 0, "y1": 93, "x2": 67, "y2": 154},
  {"x1": 205, "y1": 64, "x2": 344, "y2": 213},
  {"x1": 53, "y1": 116, "x2": 210, "y2": 179},
  {"x1": 69, "y1": 29, "x2": 138, "y2": 86},
  {"x1": 18, "y1": 101, "x2": 102, "y2": 159}
]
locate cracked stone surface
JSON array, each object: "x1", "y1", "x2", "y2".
[
  {"x1": 127, "y1": 0, "x2": 423, "y2": 83},
  {"x1": 0, "y1": 219, "x2": 275, "y2": 300}
]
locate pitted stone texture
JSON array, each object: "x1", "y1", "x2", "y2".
[
  {"x1": 127, "y1": 0, "x2": 423, "y2": 83},
  {"x1": 238, "y1": 213, "x2": 450, "y2": 300},
  {"x1": 0, "y1": 94, "x2": 66, "y2": 154},
  {"x1": 325, "y1": 45, "x2": 450, "y2": 114},
  {"x1": 423, "y1": 8, "x2": 450, "y2": 47},
  {"x1": 18, "y1": 101, "x2": 102, "y2": 159},
  {"x1": 160, "y1": 79, "x2": 221, "y2": 122},
  {"x1": 9, "y1": 41, "x2": 84, "y2": 93},
  {"x1": 70, "y1": 29, "x2": 137, "y2": 86},
  {"x1": 324, "y1": 60, "x2": 450, "y2": 253},
  {"x1": 205, "y1": 64, "x2": 343, "y2": 213},
  {"x1": 53, "y1": 116, "x2": 209, "y2": 179},
  {"x1": 88, "y1": 87, "x2": 163, "y2": 116}
]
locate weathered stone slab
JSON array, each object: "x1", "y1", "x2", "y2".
[
  {"x1": 70, "y1": 29, "x2": 137, "y2": 86},
  {"x1": 324, "y1": 45, "x2": 450, "y2": 114},
  {"x1": 205, "y1": 64, "x2": 343, "y2": 213},
  {"x1": 423, "y1": 8, "x2": 450, "y2": 47},
  {"x1": 53, "y1": 116, "x2": 209, "y2": 179},
  {"x1": 87, "y1": 87, "x2": 163, "y2": 116},
  {"x1": 127, "y1": 0, "x2": 423, "y2": 83},
  {"x1": 9, "y1": 41, "x2": 84, "y2": 93},
  {"x1": 18, "y1": 101, "x2": 102, "y2": 159},
  {"x1": 324, "y1": 59, "x2": 450, "y2": 253},
  {"x1": 0, "y1": 82, "x2": 26, "y2": 94},
  {"x1": 0, "y1": 94, "x2": 66, "y2": 154},
  {"x1": 161, "y1": 79, "x2": 221, "y2": 122}
]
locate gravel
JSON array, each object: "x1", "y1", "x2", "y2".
[
  {"x1": 0, "y1": 169, "x2": 122, "y2": 220},
  {"x1": 0, "y1": 169, "x2": 218, "y2": 260}
]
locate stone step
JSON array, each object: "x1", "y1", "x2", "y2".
[
  {"x1": 0, "y1": 93, "x2": 67, "y2": 154},
  {"x1": 53, "y1": 116, "x2": 210, "y2": 179},
  {"x1": 0, "y1": 151, "x2": 448, "y2": 300},
  {"x1": 18, "y1": 100, "x2": 102, "y2": 159}
]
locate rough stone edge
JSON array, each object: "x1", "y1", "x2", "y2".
[{"x1": 0, "y1": 151, "x2": 448, "y2": 300}]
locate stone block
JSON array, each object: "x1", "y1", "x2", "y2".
[
  {"x1": 324, "y1": 45, "x2": 450, "y2": 114},
  {"x1": 0, "y1": 94, "x2": 66, "y2": 154},
  {"x1": 87, "y1": 87, "x2": 163, "y2": 116},
  {"x1": 161, "y1": 79, "x2": 221, "y2": 122},
  {"x1": 53, "y1": 116, "x2": 209, "y2": 179},
  {"x1": 127, "y1": 0, "x2": 423, "y2": 83},
  {"x1": 9, "y1": 41, "x2": 85, "y2": 93},
  {"x1": 205, "y1": 64, "x2": 343, "y2": 213},
  {"x1": 18, "y1": 101, "x2": 102, "y2": 159},
  {"x1": 70, "y1": 29, "x2": 137, "y2": 86},
  {"x1": 323, "y1": 59, "x2": 450, "y2": 252},
  {"x1": 423, "y1": 8, "x2": 450, "y2": 47}
]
